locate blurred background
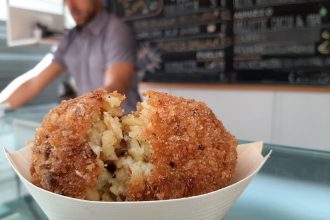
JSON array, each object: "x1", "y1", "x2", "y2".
[{"x1": 0, "y1": 0, "x2": 329, "y2": 219}]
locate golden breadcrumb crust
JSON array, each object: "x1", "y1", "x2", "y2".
[
  {"x1": 31, "y1": 89, "x2": 123, "y2": 199},
  {"x1": 126, "y1": 91, "x2": 237, "y2": 201},
  {"x1": 31, "y1": 89, "x2": 237, "y2": 201}
]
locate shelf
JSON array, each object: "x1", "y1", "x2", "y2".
[{"x1": 7, "y1": 36, "x2": 59, "y2": 47}]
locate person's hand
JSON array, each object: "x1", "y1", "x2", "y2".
[{"x1": 0, "y1": 102, "x2": 10, "y2": 118}]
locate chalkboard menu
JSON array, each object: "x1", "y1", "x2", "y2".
[
  {"x1": 110, "y1": 0, "x2": 330, "y2": 85},
  {"x1": 233, "y1": 0, "x2": 330, "y2": 84},
  {"x1": 110, "y1": 0, "x2": 232, "y2": 82}
]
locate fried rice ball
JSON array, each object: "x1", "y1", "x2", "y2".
[
  {"x1": 31, "y1": 89, "x2": 237, "y2": 201},
  {"x1": 31, "y1": 89, "x2": 125, "y2": 200},
  {"x1": 121, "y1": 91, "x2": 237, "y2": 201}
]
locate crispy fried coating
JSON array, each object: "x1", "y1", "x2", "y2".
[
  {"x1": 31, "y1": 89, "x2": 237, "y2": 201},
  {"x1": 31, "y1": 89, "x2": 124, "y2": 199},
  {"x1": 126, "y1": 91, "x2": 238, "y2": 201}
]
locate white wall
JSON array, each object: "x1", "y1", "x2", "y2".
[
  {"x1": 0, "y1": 0, "x2": 7, "y2": 20},
  {"x1": 272, "y1": 92, "x2": 330, "y2": 150},
  {"x1": 1, "y1": 0, "x2": 64, "y2": 21},
  {"x1": 139, "y1": 85, "x2": 330, "y2": 151},
  {"x1": 9, "y1": 0, "x2": 63, "y2": 14}
]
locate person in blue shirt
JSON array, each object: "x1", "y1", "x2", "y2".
[{"x1": 0, "y1": 0, "x2": 140, "y2": 114}]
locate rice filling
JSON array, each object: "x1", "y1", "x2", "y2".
[{"x1": 86, "y1": 97, "x2": 153, "y2": 201}]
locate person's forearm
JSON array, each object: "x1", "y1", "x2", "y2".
[
  {"x1": 104, "y1": 80, "x2": 130, "y2": 95},
  {"x1": 104, "y1": 63, "x2": 135, "y2": 95},
  {"x1": 0, "y1": 58, "x2": 64, "y2": 110},
  {"x1": 0, "y1": 77, "x2": 42, "y2": 110}
]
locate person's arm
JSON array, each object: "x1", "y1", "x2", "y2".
[
  {"x1": 0, "y1": 54, "x2": 64, "y2": 110},
  {"x1": 104, "y1": 62, "x2": 135, "y2": 94},
  {"x1": 103, "y1": 17, "x2": 137, "y2": 95}
]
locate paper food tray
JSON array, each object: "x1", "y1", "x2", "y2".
[{"x1": 5, "y1": 141, "x2": 271, "y2": 220}]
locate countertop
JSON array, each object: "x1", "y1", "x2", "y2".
[
  {"x1": 0, "y1": 105, "x2": 329, "y2": 220},
  {"x1": 139, "y1": 82, "x2": 330, "y2": 93}
]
